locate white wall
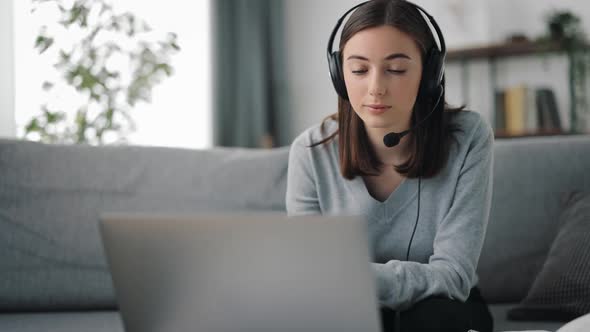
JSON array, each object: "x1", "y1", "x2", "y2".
[
  {"x1": 284, "y1": 0, "x2": 360, "y2": 139},
  {"x1": 0, "y1": 0, "x2": 16, "y2": 138},
  {"x1": 284, "y1": 0, "x2": 590, "y2": 140}
]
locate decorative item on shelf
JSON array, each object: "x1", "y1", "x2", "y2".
[
  {"x1": 543, "y1": 9, "x2": 590, "y2": 134},
  {"x1": 24, "y1": 0, "x2": 180, "y2": 145},
  {"x1": 506, "y1": 34, "x2": 529, "y2": 44}
]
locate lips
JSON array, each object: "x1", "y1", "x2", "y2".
[
  {"x1": 365, "y1": 104, "x2": 391, "y2": 114},
  {"x1": 366, "y1": 104, "x2": 391, "y2": 109}
]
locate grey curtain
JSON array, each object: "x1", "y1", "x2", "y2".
[{"x1": 212, "y1": 0, "x2": 290, "y2": 148}]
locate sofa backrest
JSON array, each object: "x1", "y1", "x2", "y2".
[
  {"x1": 1, "y1": 135, "x2": 589, "y2": 311},
  {"x1": 0, "y1": 139, "x2": 289, "y2": 311}
]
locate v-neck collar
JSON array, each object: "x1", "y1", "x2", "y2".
[{"x1": 347, "y1": 175, "x2": 419, "y2": 222}]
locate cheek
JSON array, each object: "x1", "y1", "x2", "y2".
[
  {"x1": 391, "y1": 79, "x2": 420, "y2": 105},
  {"x1": 343, "y1": 74, "x2": 366, "y2": 107}
]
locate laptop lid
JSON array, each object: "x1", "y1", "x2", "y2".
[{"x1": 100, "y1": 213, "x2": 381, "y2": 332}]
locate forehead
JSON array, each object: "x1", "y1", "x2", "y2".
[{"x1": 342, "y1": 25, "x2": 421, "y2": 59}]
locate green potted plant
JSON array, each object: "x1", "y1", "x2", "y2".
[
  {"x1": 24, "y1": 0, "x2": 180, "y2": 144},
  {"x1": 545, "y1": 9, "x2": 590, "y2": 134},
  {"x1": 548, "y1": 11, "x2": 580, "y2": 40}
]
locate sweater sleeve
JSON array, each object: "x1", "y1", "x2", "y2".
[
  {"x1": 373, "y1": 116, "x2": 495, "y2": 310},
  {"x1": 286, "y1": 132, "x2": 322, "y2": 216}
]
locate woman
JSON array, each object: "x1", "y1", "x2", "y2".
[{"x1": 286, "y1": 0, "x2": 494, "y2": 331}]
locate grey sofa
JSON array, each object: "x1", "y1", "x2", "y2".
[{"x1": 1, "y1": 135, "x2": 589, "y2": 332}]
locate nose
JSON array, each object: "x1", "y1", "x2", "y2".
[{"x1": 368, "y1": 72, "x2": 386, "y2": 97}]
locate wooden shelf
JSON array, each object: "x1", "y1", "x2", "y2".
[
  {"x1": 447, "y1": 40, "x2": 572, "y2": 62},
  {"x1": 448, "y1": 40, "x2": 590, "y2": 139}
]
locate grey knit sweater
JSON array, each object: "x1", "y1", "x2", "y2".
[{"x1": 286, "y1": 110, "x2": 494, "y2": 310}]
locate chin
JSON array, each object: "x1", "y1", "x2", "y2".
[{"x1": 361, "y1": 117, "x2": 395, "y2": 129}]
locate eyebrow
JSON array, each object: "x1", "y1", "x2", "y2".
[{"x1": 346, "y1": 53, "x2": 411, "y2": 61}]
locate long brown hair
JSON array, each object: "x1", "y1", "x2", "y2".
[{"x1": 311, "y1": 0, "x2": 464, "y2": 180}]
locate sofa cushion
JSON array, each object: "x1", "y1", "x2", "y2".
[
  {"x1": 0, "y1": 139, "x2": 290, "y2": 311},
  {"x1": 507, "y1": 191, "x2": 590, "y2": 322}
]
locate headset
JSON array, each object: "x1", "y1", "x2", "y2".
[{"x1": 327, "y1": 0, "x2": 447, "y2": 105}]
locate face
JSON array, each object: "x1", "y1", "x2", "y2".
[{"x1": 342, "y1": 25, "x2": 423, "y2": 133}]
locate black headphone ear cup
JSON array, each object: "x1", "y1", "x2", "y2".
[
  {"x1": 329, "y1": 51, "x2": 349, "y2": 100},
  {"x1": 420, "y1": 47, "x2": 443, "y2": 98}
]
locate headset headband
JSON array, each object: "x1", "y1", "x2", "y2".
[{"x1": 326, "y1": 0, "x2": 446, "y2": 59}]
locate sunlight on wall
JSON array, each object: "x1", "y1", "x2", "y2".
[{"x1": 14, "y1": 0, "x2": 211, "y2": 149}]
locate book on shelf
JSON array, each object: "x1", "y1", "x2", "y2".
[
  {"x1": 536, "y1": 88, "x2": 562, "y2": 131},
  {"x1": 494, "y1": 90, "x2": 506, "y2": 132},
  {"x1": 494, "y1": 85, "x2": 562, "y2": 136}
]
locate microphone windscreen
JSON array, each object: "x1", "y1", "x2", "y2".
[{"x1": 383, "y1": 132, "x2": 400, "y2": 147}]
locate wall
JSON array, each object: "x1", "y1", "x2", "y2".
[
  {"x1": 0, "y1": 0, "x2": 15, "y2": 138},
  {"x1": 284, "y1": 0, "x2": 590, "y2": 141},
  {"x1": 284, "y1": 0, "x2": 359, "y2": 142}
]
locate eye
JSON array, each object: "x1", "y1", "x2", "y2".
[
  {"x1": 387, "y1": 69, "x2": 406, "y2": 74},
  {"x1": 351, "y1": 70, "x2": 367, "y2": 75}
]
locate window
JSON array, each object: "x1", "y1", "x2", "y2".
[{"x1": 14, "y1": 0, "x2": 211, "y2": 148}]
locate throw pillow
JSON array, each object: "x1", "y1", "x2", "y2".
[{"x1": 507, "y1": 191, "x2": 590, "y2": 322}]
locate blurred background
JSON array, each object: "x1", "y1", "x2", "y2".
[{"x1": 1, "y1": 0, "x2": 589, "y2": 149}]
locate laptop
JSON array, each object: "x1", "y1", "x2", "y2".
[{"x1": 99, "y1": 212, "x2": 382, "y2": 332}]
